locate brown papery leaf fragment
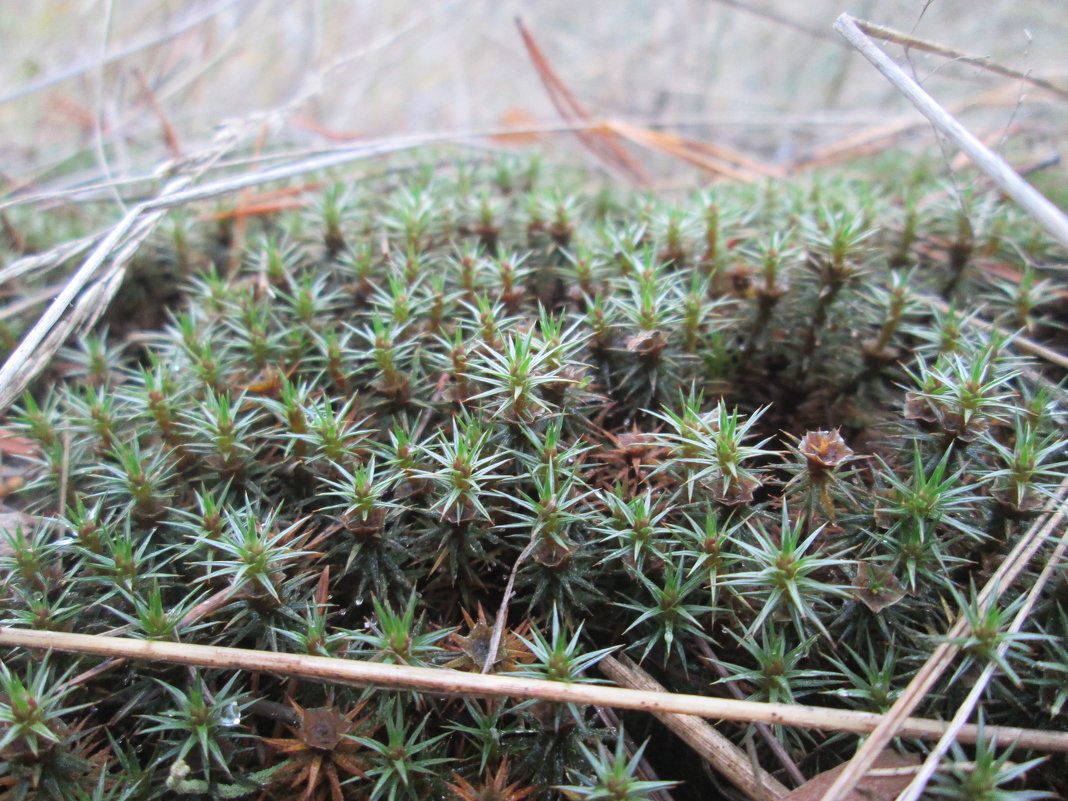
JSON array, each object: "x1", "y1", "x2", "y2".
[
  {"x1": 782, "y1": 750, "x2": 920, "y2": 801},
  {"x1": 853, "y1": 562, "x2": 907, "y2": 613}
]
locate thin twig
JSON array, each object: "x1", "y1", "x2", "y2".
[
  {"x1": 694, "y1": 639, "x2": 805, "y2": 786},
  {"x1": 814, "y1": 475, "x2": 1068, "y2": 801},
  {"x1": 852, "y1": 18, "x2": 1068, "y2": 101},
  {"x1": 706, "y1": 0, "x2": 843, "y2": 45},
  {"x1": 2, "y1": 627, "x2": 1067, "y2": 752},
  {"x1": 0, "y1": 0, "x2": 251, "y2": 107},
  {"x1": 834, "y1": 14, "x2": 1068, "y2": 250},
  {"x1": 600, "y1": 654, "x2": 789, "y2": 801},
  {"x1": 481, "y1": 538, "x2": 536, "y2": 674}
]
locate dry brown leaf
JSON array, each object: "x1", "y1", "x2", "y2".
[
  {"x1": 492, "y1": 108, "x2": 544, "y2": 145},
  {"x1": 782, "y1": 751, "x2": 920, "y2": 801},
  {"x1": 0, "y1": 427, "x2": 38, "y2": 456}
]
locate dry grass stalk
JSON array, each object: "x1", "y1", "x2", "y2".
[
  {"x1": 834, "y1": 13, "x2": 1068, "y2": 250},
  {"x1": 482, "y1": 538, "x2": 538, "y2": 673},
  {"x1": 603, "y1": 120, "x2": 781, "y2": 182},
  {"x1": 813, "y1": 475, "x2": 1068, "y2": 801},
  {"x1": 599, "y1": 654, "x2": 790, "y2": 801},
  {"x1": 920, "y1": 294, "x2": 1068, "y2": 370},
  {"x1": 0, "y1": 232, "x2": 102, "y2": 285},
  {"x1": 0, "y1": 0, "x2": 247, "y2": 107},
  {"x1": 897, "y1": 519, "x2": 1068, "y2": 801},
  {"x1": 796, "y1": 86, "x2": 1020, "y2": 170},
  {"x1": 2, "y1": 626, "x2": 1068, "y2": 753},
  {"x1": 695, "y1": 640, "x2": 806, "y2": 786}
]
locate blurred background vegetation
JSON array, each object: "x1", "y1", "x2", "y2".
[{"x1": 1, "y1": 0, "x2": 1065, "y2": 190}]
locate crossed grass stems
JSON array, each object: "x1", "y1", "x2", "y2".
[{"x1": 1, "y1": 154, "x2": 1067, "y2": 801}]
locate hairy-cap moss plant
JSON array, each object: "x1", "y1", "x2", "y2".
[
  {"x1": 779, "y1": 428, "x2": 863, "y2": 522},
  {"x1": 929, "y1": 718, "x2": 1054, "y2": 801},
  {"x1": 940, "y1": 580, "x2": 1053, "y2": 689},
  {"x1": 447, "y1": 756, "x2": 538, "y2": 801},
  {"x1": 595, "y1": 484, "x2": 674, "y2": 573},
  {"x1": 2, "y1": 154, "x2": 1067, "y2": 798},
  {"x1": 510, "y1": 604, "x2": 619, "y2": 732},
  {"x1": 824, "y1": 639, "x2": 906, "y2": 714},
  {"x1": 556, "y1": 733, "x2": 679, "y2": 801},
  {"x1": 350, "y1": 699, "x2": 450, "y2": 801},
  {"x1": 139, "y1": 672, "x2": 251, "y2": 783},
  {"x1": 261, "y1": 699, "x2": 374, "y2": 801},
  {"x1": 0, "y1": 658, "x2": 107, "y2": 801},
  {"x1": 618, "y1": 554, "x2": 716, "y2": 668},
  {"x1": 0, "y1": 658, "x2": 83, "y2": 759},
  {"x1": 344, "y1": 592, "x2": 452, "y2": 667},
  {"x1": 727, "y1": 502, "x2": 854, "y2": 640}
]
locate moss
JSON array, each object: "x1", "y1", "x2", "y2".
[{"x1": 2, "y1": 154, "x2": 1066, "y2": 800}]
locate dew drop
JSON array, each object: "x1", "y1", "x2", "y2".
[{"x1": 218, "y1": 702, "x2": 241, "y2": 727}]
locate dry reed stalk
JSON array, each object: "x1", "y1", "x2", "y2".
[
  {"x1": 834, "y1": 14, "x2": 1068, "y2": 250},
  {"x1": 811, "y1": 472, "x2": 1068, "y2": 801},
  {"x1": 2, "y1": 627, "x2": 1068, "y2": 752},
  {"x1": 599, "y1": 654, "x2": 790, "y2": 801}
]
